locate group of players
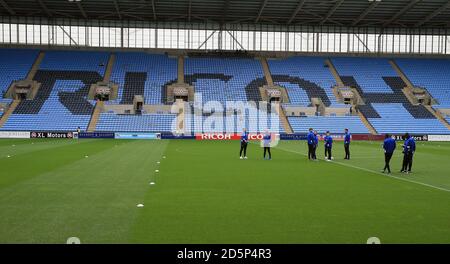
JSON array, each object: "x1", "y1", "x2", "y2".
[
  {"x1": 382, "y1": 133, "x2": 416, "y2": 174},
  {"x1": 239, "y1": 127, "x2": 417, "y2": 174},
  {"x1": 306, "y1": 128, "x2": 351, "y2": 161}
]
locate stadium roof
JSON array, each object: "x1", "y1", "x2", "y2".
[{"x1": 1, "y1": 0, "x2": 450, "y2": 29}]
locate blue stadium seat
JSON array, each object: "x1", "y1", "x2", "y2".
[
  {"x1": 268, "y1": 56, "x2": 345, "y2": 107},
  {"x1": 368, "y1": 103, "x2": 449, "y2": 134},
  {"x1": 2, "y1": 50, "x2": 108, "y2": 131},
  {"x1": 331, "y1": 57, "x2": 395, "y2": 93},
  {"x1": 185, "y1": 57, "x2": 264, "y2": 104},
  {"x1": 109, "y1": 52, "x2": 177, "y2": 105},
  {"x1": 0, "y1": 49, "x2": 39, "y2": 96},
  {"x1": 288, "y1": 116, "x2": 369, "y2": 134},
  {"x1": 185, "y1": 103, "x2": 284, "y2": 134},
  {"x1": 96, "y1": 113, "x2": 176, "y2": 132},
  {"x1": 97, "y1": 52, "x2": 177, "y2": 131},
  {"x1": 396, "y1": 59, "x2": 450, "y2": 109}
]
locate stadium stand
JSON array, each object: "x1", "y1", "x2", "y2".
[
  {"x1": 331, "y1": 57, "x2": 395, "y2": 93},
  {"x1": 96, "y1": 112, "x2": 176, "y2": 132},
  {"x1": 334, "y1": 57, "x2": 449, "y2": 134},
  {"x1": 108, "y1": 52, "x2": 178, "y2": 105},
  {"x1": 276, "y1": 82, "x2": 310, "y2": 106},
  {"x1": 1, "y1": 51, "x2": 108, "y2": 131},
  {"x1": 185, "y1": 103, "x2": 284, "y2": 134},
  {"x1": 288, "y1": 116, "x2": 369, "y2": 134},
  {"x1": 0, "y1": 47, "x2": 449, "y2": 134},
  {"x1": 184, "y1": 57, "x2": 265, "y2": 104},
  {"x1": 395, "y1": 58, "x2": 450, "y2": 109},
  {"x1": 268, "y1": 57, "x2": 346, "y2": 107},
  {"x1": 2, "y1": 80, "x2": 95, "y2": 131},
  {"x1": 368, "y1": 103, "x2": 449, "y2": 134},
  {"x1": 0, "y1": 49, "x2": 39, "y2": 96},
  {"x1": 39, "y1": 51, "x2": 108, "y2": 74},
  {"x1": 95, "y1": 52, "x2": 178, "y2": 132}
]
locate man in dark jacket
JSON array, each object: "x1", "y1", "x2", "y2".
[
  {"x1": 307, "y1": 128, "x2": 315, "y2": 160},
  {"x1": 344, "y1": 128, "x2": 351, "y2": 160},
  {"x1": 324, "y1": 131, "x2": 333, "y2": 161},
  {"x1": 382, "y1": 134, "x2": 396, "y2": 174},
  {"x1": 312, "y1": 130, "x2": 319, "y2": 160},
  {"x1": 401, "y1": 133, "x2": 416, "y2": 173},
  {"x1": 239, "y1": 128, "x2": 248, "y2": 159}
]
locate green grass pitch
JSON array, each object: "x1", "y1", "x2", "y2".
[{"x1": 0, "y1": 138, "x2": 449, "y2": 244}]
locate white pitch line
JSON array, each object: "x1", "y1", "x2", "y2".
[{"x1": 277, "y1": 147, "x2": 450, "y2": 193}]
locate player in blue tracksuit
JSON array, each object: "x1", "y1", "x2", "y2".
[
  {"x1": 313, "y1": 130, "x2": 319, "y2": 160},
  {"x1": 239, "y1": 128, "x2": 248, "y2": 159},
  {"x1": 344, "y1": 128, "x2": 351, "y2": 160},
  {"x1": 401, "y1": 133, "x2": 416, "y2": 173},
  {"x1": 324, "y1": 131, "x2": 333, "y2": 161},
  {"x1": 263, "y1": 131, "x2": 272, "y2": 160},
  {"x1": 382, "y1": 134, "x2": 396, "y2": 174},
  {"x1": 307, "y1": 128, "x2": 315, "y2": 160}
]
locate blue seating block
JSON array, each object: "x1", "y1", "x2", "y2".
[
  {"x1": 396, "y1": 59, "x2": 450, "y2": 108},
  {"x1": 288, "y1": 116, "x2": 369, "y2": 134}
]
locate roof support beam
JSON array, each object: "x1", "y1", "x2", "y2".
[
  {"x1": 415, "y1": 1, "x2": 450, "y2": 27},
  {"x1": 383, "y1": 0, "x2": 421, "y2": 27},
  {"x1": 113, "y1": 0, "x2": 122, "y2": 19},
  {"x1": 222, "y1": 0, "x2": 230, "y2": 23},
  {"x1": 351, "y1": 1, "x2": 379, "y2": 26},
  {"x1": 198, "y1": 30, "x2": 216, "y2": 49},
  {"x1": 320, "y1": 0, "x2": 344, "y2": 25},
  {"x1": 76, "y1": 2, "x2": 87, "y2": 19},
  {"x1": 151, "y1": 0, "x2": 157, "y2": 20},
  {"x1": 0, "y1": 0, "x2": 15, "y2": 15},
  {"x1": 188, "y1": 0, "x2": 192, "y2": 22},
  {"x1": 287, "y1": 0, "x2": 306, "y2": 24},
  {"x1": 255, "y1": 0, "x2": 269, "y2": 23},
  {"x1": 227, "y1": 31, "x2": 245, "y2": 50},
  {"x1": 37, "y1": 0, "x2": 52, "y2": 17},
  {"x1": 58, "y1": 25, "x2": 78, "y2": 46}
]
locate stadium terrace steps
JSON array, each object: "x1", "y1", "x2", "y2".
[
  {"x1": 423, "y1": 105, "x2": 450, "y2": 130},
  {"x1": 0, "y1": 100, "x2": 20, "y2": 128},
  {"x1": 175, "y1": 99, "x2": 185, "y2": 133},
  {"x1": 26, "y1": 51, "x2": 46, "y2": 81},
  {"x1": 357, "y1": 111, "x2": 377, "y2": 135},
  {"x1": 178, "y1": 55, "x2": 184, "y2": 84},
  {"x1": 274, "y1": 104, "x2": 293, "y2": 134},
  {"x1": 389, "y1": 60, "x2": 414, "y2": 88},
  {"x1": 103, "y1": 53, "x2": 116, "y2": 83},
  {"x1": 260, "y1": 58, "x2": 274, "y2": 86},
  {"x1": 325, "y1": 59, "x2": 344, "y2": 87},
  {"x1": 87, "y1": 101, "x2": 104, "y2": 132}
]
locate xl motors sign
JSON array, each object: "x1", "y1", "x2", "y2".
[
  {"x1": 30, "y1": 132, "x2": 75, "y2": 139},
  {"x1": 0, "y1": 131, "x2": 30, "y2": 139},
  {"x1": 195, "y1": 133, "x2": 265, "y2": 140}
]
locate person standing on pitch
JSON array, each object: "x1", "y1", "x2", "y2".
[
  {"x1": 262, "y1": 130, "x2": 272, "y2": 160},
  {"x1": 239, "y1": 128, "x2": 249, "y2": 159},
  {"x1": 324, "y1": 131, "x2": 333, "y2": 161},
  {"x1": 312, "y1": 130, "x2": 319, "y2": 160},
  {"x1": 382, "y1": 134, "x2": 396, "y2": 174},
  {"x1": 343, "y1": 128, "x2": 351, "y2": 160},
  {"x1": 401, "y1": 133, "x2": 416, "y2": 173},
  {"x1": 307, "y1": 128, "x2": 315, "y2": 160}
]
